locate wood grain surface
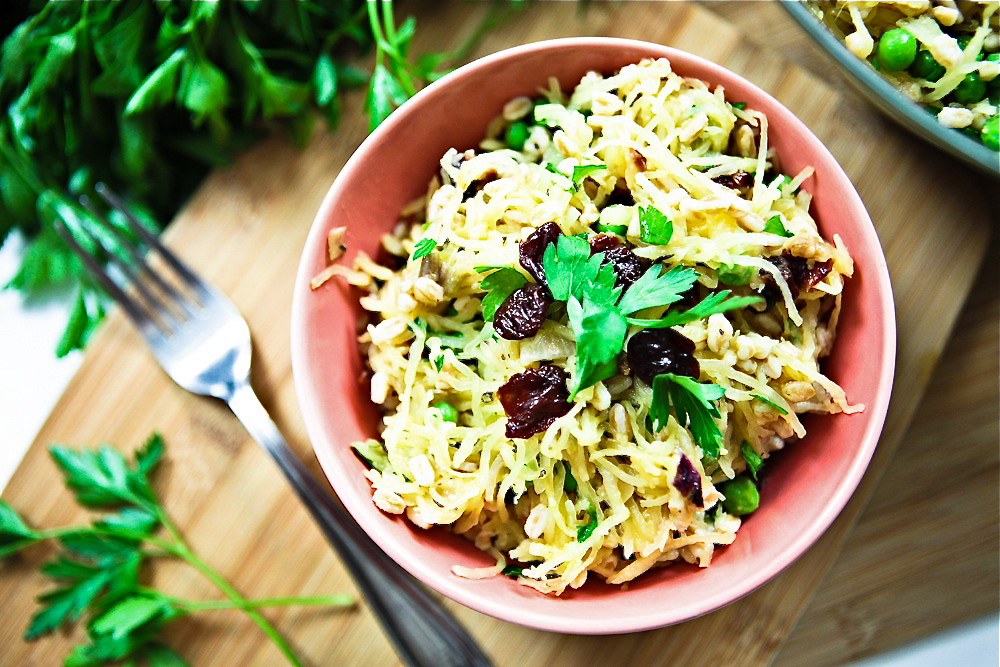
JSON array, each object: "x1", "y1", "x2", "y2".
[{"x1": 2, "y1": 2, "x2": 996, "y2": 666}]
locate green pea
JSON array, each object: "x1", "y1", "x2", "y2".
[
  {"x1": 908, "y1": 49, "x2": 945, "y2": 81},
  {"x1": 876, "y1": 28, "x2": 918, "y2": 71},
  {"x1": 433, "y1": 401, "x2": 458, "y2": 423},
  {"x1": 719, "y1": 477, "x2": 760, "y2": 516},
  {"x1": 982, "y1": 115, "x2": 999, "y2": 151},
  {"x1": 595, "y1": 222, "x2": 628, "y2": 236},
  {"x1": 505, "y1": 121, "x2": 530, "y2": 151},
  {"x1": 954, "y1": 71, "x2": 987, "y2": 104}
]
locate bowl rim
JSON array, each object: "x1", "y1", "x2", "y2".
[
  {"x1": 291, "y1": 36, "x2": 897, "y2": 634},
  {"x1": 782, "y1": 1, "x2": 1000, "y2": 179}
]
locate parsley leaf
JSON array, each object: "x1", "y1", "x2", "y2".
[
  {"x1": 0, "y1": 500, "x2": 40, "y2": 557},
  {"x1": 650, "y1": 374, "x2": 726, "y2": 458},
  {"x1": 476, "y1": 266, "x2": 527, "y2": 321},
  {"x1": 616, "y1": 264, "x2": 699, "y2": 316},
  {"x1": 752, "y1": 393, "x2": 789, "y2": 415},
  {"x1": 571, "y1": 163, "x2": 605, "y2": 188},
  {"x1": 639, "y1": 205, "x2": 673, "y2": 245},
  {"x1": 501, "y1": 564, "x2": 523, "y2": 578},
  {"x1": 411, "y1": 237, "x2": 436, "y2": 259},
  {"x1": 763, "y1": 215, "x2": 794, "y2": 238},
  {"x1": 543, "y1": 235, "x2": 601, "y2": 302},
  {"x1": 576, "y1": 502, "x2": 599, "y2": 542},
  {"x1": 627, "y1": 290, "x2": 763, "y2": 328},
  {"x1": 717, "y1": 263, "x2": 755, "y2": 286},
  {"x1": 567, "y1": 296, "x2": 627, "y2": 399},
  {"x1": 741, "y1": 441, "x2": 763, "y2": 480}
]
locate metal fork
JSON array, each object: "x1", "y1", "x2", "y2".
[{"x1": 55, "y1": 184, "x2": 492, "y2": 667}]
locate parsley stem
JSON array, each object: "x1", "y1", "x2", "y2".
[{"x1": 153, "y1": 508, "x2": 304, "y2": 667}]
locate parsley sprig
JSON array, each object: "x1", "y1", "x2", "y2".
[
  {"x1": 649, "y1": 374, "x2": 727, "y2": 458},
  {"x1": 509, "y1": 221, "x2": 766, "y2": 454},
  {"x1": 1, "y1": 434, "x2": 352, "y2": 666},
  {"x1": 539, "y1": 232, "x2": 762, "y2": 406}
]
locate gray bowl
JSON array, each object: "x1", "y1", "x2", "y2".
[{"x1": 783, "y1": 1, "x2": 999, "y2": 178}]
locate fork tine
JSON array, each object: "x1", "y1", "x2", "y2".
[
  {"x1": 71, "y1": 205, "x2": 182, "y2": 333},
  {"x1": 95, "y1": 183, "x2": 208, "y2": 299},
  {"x1": 79, "y1": 195, "x2": 196, "y2": 319},
  {"x1": 54, "y1": 218, "x2": 157, "y2": 332}
]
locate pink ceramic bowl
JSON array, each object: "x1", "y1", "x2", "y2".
[{"x1": 291, "y1": 38, "x2": 895, "y2": 634}]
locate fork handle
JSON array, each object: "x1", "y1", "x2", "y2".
[{"x1": 227, "y1": 382, "x2": 492, "y2": 667}]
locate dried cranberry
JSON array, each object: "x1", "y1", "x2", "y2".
[
  {"x1": 588, "y1": 234, "x2": 651, "y2": 290},
  {"x1": 626, "y1": 328, "x2": 700, "y2": 386},
  {"x1": 711, "y1": 170, "x2": 753, "y2": 193},
  {"x1": 498, "y1": 364, "x2": 572, "y2": 439},
  {"x1": 493, "y1": 284, "x2": 551, "y2": 340},
  {"x1": 462, "y1": 169, "x2": 498, "y2": 202},
  {"x1": 673, "y1": 453, "x2": 704, "y2": 507},
  {"x1": 519, "y1": 222, "x2": 562, "y2": 285},
  {"x1": 761, "y1": 252, "x2": 833, "y2": 299}
]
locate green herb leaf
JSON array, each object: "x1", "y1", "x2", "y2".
[
  {"x1": 26, "y1": 562, "x2": 123, "y2": 640},
  {"x1": 411, "y1": 237, "x2": 436, "y2": 260},
  {"x1": 49, "y1": 446, "x2": 137, "y2": 508},
  {"x1": 562, "y1": 463, "x2": 578, "y2": 493},
  {"x1": 571, "y1": 163, "x2": 605, "y2": 187},
  {"x1": 543, "y1": 235, "x2": 600, "y2": 302},
  {"x1": 576, "y1": 503, "x2": 598, "y2": 542},
  {"x1": 763, "y1": 215, "x2": 794, "y2": 238},
  {"x1": 627, "y1": 291, "x2": 764, "y2": 328},
  {"x1": 477, "y1": 266, "x2": 527, "y2": 322},
  {"x1": 432, "y1": 354, "x2": 445, "y2": 371},
  {"x1": 94, "y1": 508, "x2": 160, "y2": 539},
  {"x1": 741, "y1": 441, "x2": 763, "y2": 480},
  {"x1": 639, "y1": 205, "x2": 673, "y2": 245},
  {"x1": 0, "y1": 500, "x2": 39, "y2": 557},
  {"x1": 143, "y1": 643, "x2": 190, "y2": 667},
  {"x1": 717, "y1": 263, "x2": 755, "y2": 286},
  {"x1": 352, "y1": 440, "x2": 389, "y2": 472},
  {"x1": 90, "y1": 594, "x2": 172, "y2": 640},
  {"x1": 566, "y1": 296, "x2": 626, "y2": 398},
  {"x1": 616, "y1": 264, "x2": 698, "y2": 316},
  {"x1": 752, "y1": 393, "x2": 789, "y2": 415},
  {"x1": 649, "y1": 374, "x2": 726, "y2": 457},
  {"x1": 501, "y1": 564, "x2": 523, "y2": 578}
]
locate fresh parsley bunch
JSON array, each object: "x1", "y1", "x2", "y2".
[
  {"x1": 0, "y1": 0, "x2": 519, "y2": 356},
  {"x1": 0, "y1": 434, "x2": 352, "y2": 666}
]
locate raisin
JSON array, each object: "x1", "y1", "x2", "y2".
[
  {"x1": 761, "y1": 252, "x2": 833, "y2": 299},
  {"x1": 462, "y1": 169, "x2": 498, "y2": 202},
  {"x1": 711, "y1": 170, "x2": 753, "y2": 194},
  {"x1": 605, "y1": 182, "x2": 635, "y2": 206},
  {"x1": 493, "y1": 284, "x2": 551, "y2": 340},
  {"x1": 588, "y1": 234, "x2": 651, "y2": 290},
  {"x1": 673, "y1": 453, "x2": 704, "y2": 507},
  {"x1": 519, "y1": 221, "x2": 562, "y2": 285},
  {"x1": 498, "y1": 364, "x2": 573, "y2": 439},
  {"x1": 626, "y1": 328, "x2": 700, "y2": 386}
]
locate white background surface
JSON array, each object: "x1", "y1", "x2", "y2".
[{"x1": 0, "y1": 232, "x2": 996, "y2": 663}]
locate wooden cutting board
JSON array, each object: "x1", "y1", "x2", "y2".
[{"x1": 2, "y1": 2, "x2": 996, "y2": 665}]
